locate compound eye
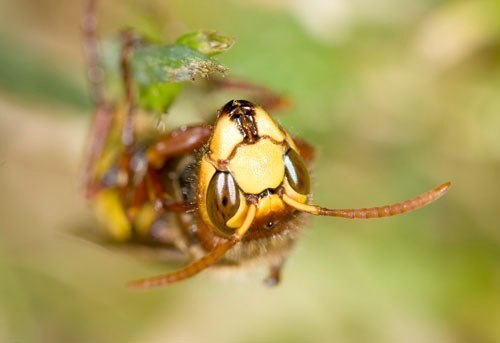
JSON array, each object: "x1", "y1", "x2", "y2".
[
  {"x1": 284, "y1": 149, "x2": 310, "y2": 195},
  {"x1": 206, "y1": 172, "x2": 241, "y2": 236}
]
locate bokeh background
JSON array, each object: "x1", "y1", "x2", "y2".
[{"x1": 1, "y1": 0, "x2": 499, "y2": 342}]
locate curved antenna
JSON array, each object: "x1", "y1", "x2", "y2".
[
  {"x1": 128, "y1": 204, "x2": 257, "y2": 290},
  {"x1": 283, "y1": 182, "x2": 451, "y2": 219}
]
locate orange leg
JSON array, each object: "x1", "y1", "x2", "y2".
[
  {"x1": 144, "y1": 124, "x2": 212, "y2": 214},
  {"x1": 147, "y1": 125, "x2": 212, "y2": 168},
  {"x1": 116, "y1": 124, "x2": 212, "y2": 221},
  {"x1": 82, "y1": 23, "x2": 140, "y2": 198},
  {"x1": 83, "y1": 104, "x2": 115, "y2": 198},
  {"x1": 263, "y1": 259, "x2": 286, "y2": 287},
  {"x1": 82, "y1": 0, "x2": 113, "y2": 197},
  {"x1": 119, "y1": 30, "x2": 140, "y2": 150},
  {"x1": 145, "y1": 168, "x2": 190, "y2": 213}
]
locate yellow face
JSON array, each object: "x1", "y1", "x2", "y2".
[{"x1": 198, "y1": 100, "x2": 311, "y2": 237}]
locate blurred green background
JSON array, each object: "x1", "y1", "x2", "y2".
[{"x1": 0, "y1": 0, "x2": 499, "y2": 342}]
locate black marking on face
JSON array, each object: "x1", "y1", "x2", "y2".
[{"x1": 221, "y1": 99, "x2": 259, "y2": 143}]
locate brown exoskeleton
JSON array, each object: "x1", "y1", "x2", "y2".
[{"x1": 82, "y1": 0, "x2": 451, "y2": 290}]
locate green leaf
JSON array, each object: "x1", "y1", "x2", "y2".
[
  {"x1": 137, "y1": 82, "x2": 182, "y2": 113},
  {"x1": 131, "y1": 44, "x2": 227, "y2": 85},
  {"x1": 102, "y1": 32, "x2": 233, "y2": 114},
  {"x1": 176, "y1": 30, "x2": 235, "y2": 56}
]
